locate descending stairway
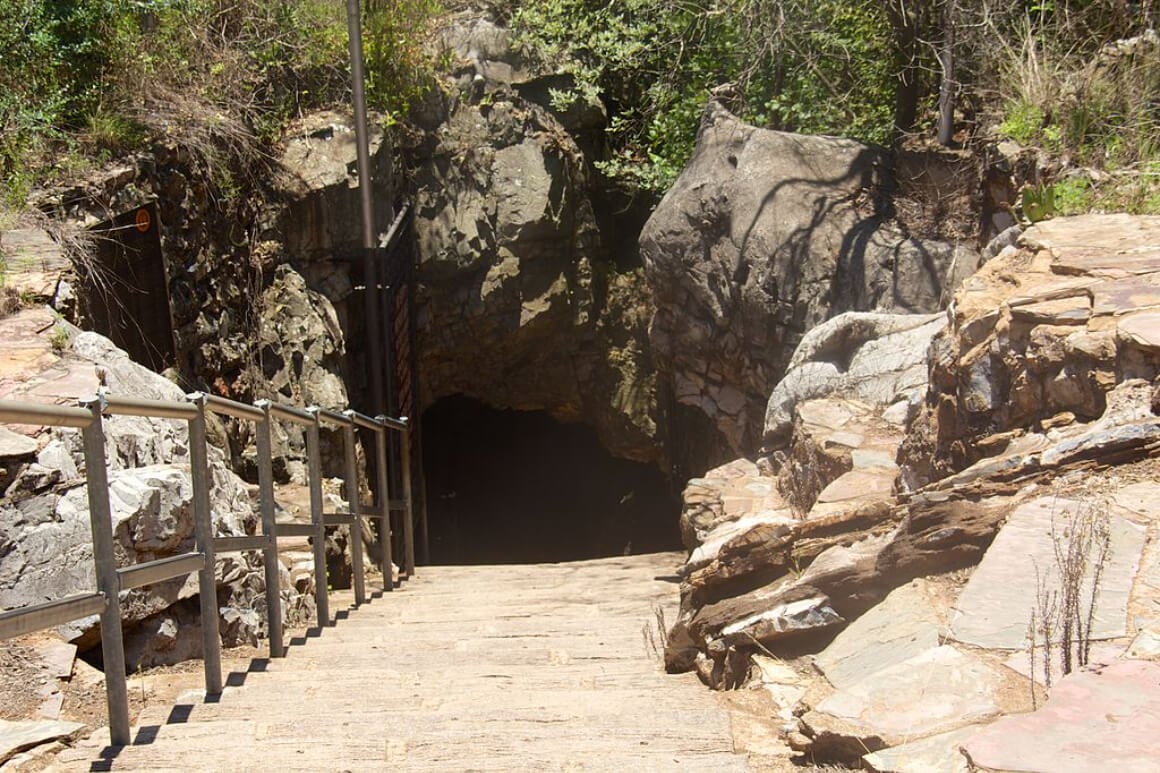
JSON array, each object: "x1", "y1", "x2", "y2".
[{"x1": 59, "y1": 553, "x2": 746, "y2": 771}]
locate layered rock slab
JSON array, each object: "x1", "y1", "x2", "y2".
[
  {"x1": 813, "y1": 580, "x2": 944, "y2": 690},
  {"x1": 961, "y1": 659, "x2": 1160, "y2": 773},
  {"x1": 950, "y1": 495, "x2": 1148, "y2": 650},
  {"x1": 801, "y1": 646, "x2": 1011, "y2": 761}
]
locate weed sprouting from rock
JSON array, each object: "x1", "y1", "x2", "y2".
[
  {"x1": 642, "y1": 602, "x2": 669, "y2": 662},
  {"x1": 1027, "y1": 482, "x2": 1114, "y2": 704}
]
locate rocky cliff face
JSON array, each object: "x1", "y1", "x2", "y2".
[
  {"x1": 640, "y1": 102, "x2": 979, "y2": 463},
  {"x1": 660, "y1": 214, "x2": 1160, "y2": 768},
  {"x1": 899, "y1": 214, "x2": 1160, "y2": 488},
  {"x1": 399, "y1": 18, "x2": 663, "y2": 464}
]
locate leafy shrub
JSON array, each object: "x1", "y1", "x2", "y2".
[
  {"x1": 510, "y1": 0, "x2": 896, "y2": 192},
  {"x1": 0, "y1": 0, "x2": 442, "y2": 200}
]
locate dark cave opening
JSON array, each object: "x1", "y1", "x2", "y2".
[{"x1": 421, "y1": 396, "x2": 681, "y2": 564}]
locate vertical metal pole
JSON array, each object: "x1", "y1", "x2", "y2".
[
  {"x1": 187, "y1": 394, "x2": 222, "y2": 695},
  {"x1": 374, "y1": 421, "x2": 394, "y2": 590},
  {"x1": 79, "y1": 396, "x2": 131, "y2": 746},
  {"x1": 399, "y1": 419, "x2": 415, "y2": 579},
  {"x1": 345, "y1": 0, "x2": 377, "y2": 253},
  {"x1": 342, "y1": 412, "x2": 366, "y2": 605},
  {"x1": 305, "y1": 409, "x2": 331, "y2": 626},
  {"x1": 346, "y1": 0, "x2": 387, "y2": 419},
  {"x1": 254, "y1": 402, "x2": 284, "y2": 657}
]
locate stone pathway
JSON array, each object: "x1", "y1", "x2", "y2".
[{"x1": 56, "y1": 554, "x2": 747, "y2": 771}]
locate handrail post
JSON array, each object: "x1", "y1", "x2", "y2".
[
  {"x1": 342, "y1": 411, "x2": 366, "y2": 605},
  {"x1": 187, "y1": 393, "x2": 223, "y2": 695},
  {"x1": 305, "y1": 408, "x2": 331, "y2": 626},
  {"x1": 399, "y1": 417, "x2": 415, "y2": 580},
  {"x1": 254, "y1": 401, "x2": 285, "y2": 657},
  {"x1": 79, "y1": 395, "x2": 131, "y2": 746},
  {"x1": 374, "y1": 418, "x2": 394, "y2": 590}
]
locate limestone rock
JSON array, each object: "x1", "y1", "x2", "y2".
[
  {"x1": 0, "y1": 332, "x2": 302, "y2": 668},
  {"x1": 765, "y1": 312, "x2": 947, "y2": 442},
  {"x1": 801, "y1": 646, "x2": 1008, "y2": 763},
  {"x1": 642, "y1": 102, "x2": 972, "y2": 457}
]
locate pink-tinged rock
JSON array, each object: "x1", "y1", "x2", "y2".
[
  {"x1": 1091, "y1": 272, "x2": 1160, "y2": 317},
  {"x1": 961, "y1": 659, "x2": 1160, "y2": 773},
  {"x1": 950, "y1": 496, "x2": 1147, "y2": 650},
  {"x1": 1117, "y1": 311, "x2": 1160, "y2": 352}
]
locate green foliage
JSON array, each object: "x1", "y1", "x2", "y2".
[
  {"x1": 0, "y1": 0, "x2": 442, "y2": 199},
  {"x1": 1052, "y1": 176, "x2": 1092, "y2": 215},
  {"x1": 999, "y1": 101, "x2": 1046, "y2": 144},
  {"x1": 511, "y1": 0, "x2": 896, "y2": 192},
  {"x1": 994, "y1": 8, "x2": 1160, "y2": 184}
]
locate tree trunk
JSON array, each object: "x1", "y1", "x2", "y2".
[
  {"x1": 936, "y1": 1, "x2": 956, "y2": 146},
  {"x1": 886, "y1": 1, "x2": 924, "y2": 142}
]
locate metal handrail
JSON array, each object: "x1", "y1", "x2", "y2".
[{"x1": 0, "y1": 390, "x2": 412, "y2": 746}]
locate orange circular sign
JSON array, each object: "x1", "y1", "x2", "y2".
[{"x1": 134, "y1": 208, "x2": 151, "y2": 233}]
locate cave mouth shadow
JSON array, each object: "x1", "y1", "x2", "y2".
[{"x1": 421, "y1": 396, "x2": 681, "y2": 565}]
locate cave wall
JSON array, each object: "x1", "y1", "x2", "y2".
[{"x1": 399, "y1": 20, "x2": 665, "y2": 467}]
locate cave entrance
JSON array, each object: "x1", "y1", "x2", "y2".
[{"x1": 421, "y1": 396, "x2": 680, "y2": 564}]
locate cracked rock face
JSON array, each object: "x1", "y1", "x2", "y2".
[
  {"x1": 640, "y1": 102, "x2": 976, "y2": 460},
  {"x1": 899, "y1": 214, "x2": 1160, "y2": 487},
  {"x1": 404, "y1": 70, "x2": 663, "y2": 464},
  {"x1": 0, "y1": 331, "x2": 309, "y2": 670}
]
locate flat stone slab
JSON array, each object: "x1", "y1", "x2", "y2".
[
  {"x1": 814, "y1": 580, "x2": 942, "y2": 690},
  {"x1": 0, "y1": 425, "x2": 37, "y2": 458},
  {"x1": 1118, "y1": 311, "x2": 1160, "y2": 352},
  {"x1": 1091, "y1": 271, "x2": 1160, "y2": 316},
  {"x1": 816, "y1": 468, "x2": 895, "y2": 504},
  {"x1": 1009, "y1": 295, "x2": 1091, "y2": 325},
  {"x1": 863, "y1": 724, "x2": 983, "y2": 773},
  {"x1": 961, "y1": 659, "x2": 1160, "y2": 773},
  {"x1": 0, "y1": 718, "x2": 84, "y2": 765},
  {"x1": 804, "y1": 646, "x2": 1007, "y2": 750},
  {"x1": 950, "y1": 495, "x2": 1147, "y2": 649},
  {"x1": 1027, "y1": 213, "x2": 1160, "y2": 277}
]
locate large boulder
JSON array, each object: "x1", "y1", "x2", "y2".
[
  {"x1": 0, "y1": 331, "x2": 311, "y2": 669},
  {"x1": 641, "y1": 102, "x2": 977, "y2": 458}
]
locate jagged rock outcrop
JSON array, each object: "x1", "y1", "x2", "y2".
[
  {"x1": 899, "y1": 214, "x2": 1160, "y2": 488},
  {"x1": 641, "y1": 102, "x2": 978, "y2": 460},
  {"x1": 402, "y1": 21, "x2": 663, "y2": 464},
  {"x1": 664, "y1": 215, "x2": 1160, "y2": 770}
]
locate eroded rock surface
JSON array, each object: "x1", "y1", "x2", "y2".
[
  {"x1": 641, "y1": 102, "x2": 976, "y2": 458},
  {"x1": 403, "y1": 29, "x2": 663, "y2": 464},
  {"x1": 665, "y1": 215, "x2": 1160, "y2": 768},
  {"x1": 0, "y1": 323, "x2": 313, "y2": 668},
  {"x1": 900, "y1": 214, "x2": 1160, "y2": 487}
]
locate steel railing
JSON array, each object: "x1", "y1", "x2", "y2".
[{"x1": 0, "y1": 391, "x2": 413, "y2": 746}]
